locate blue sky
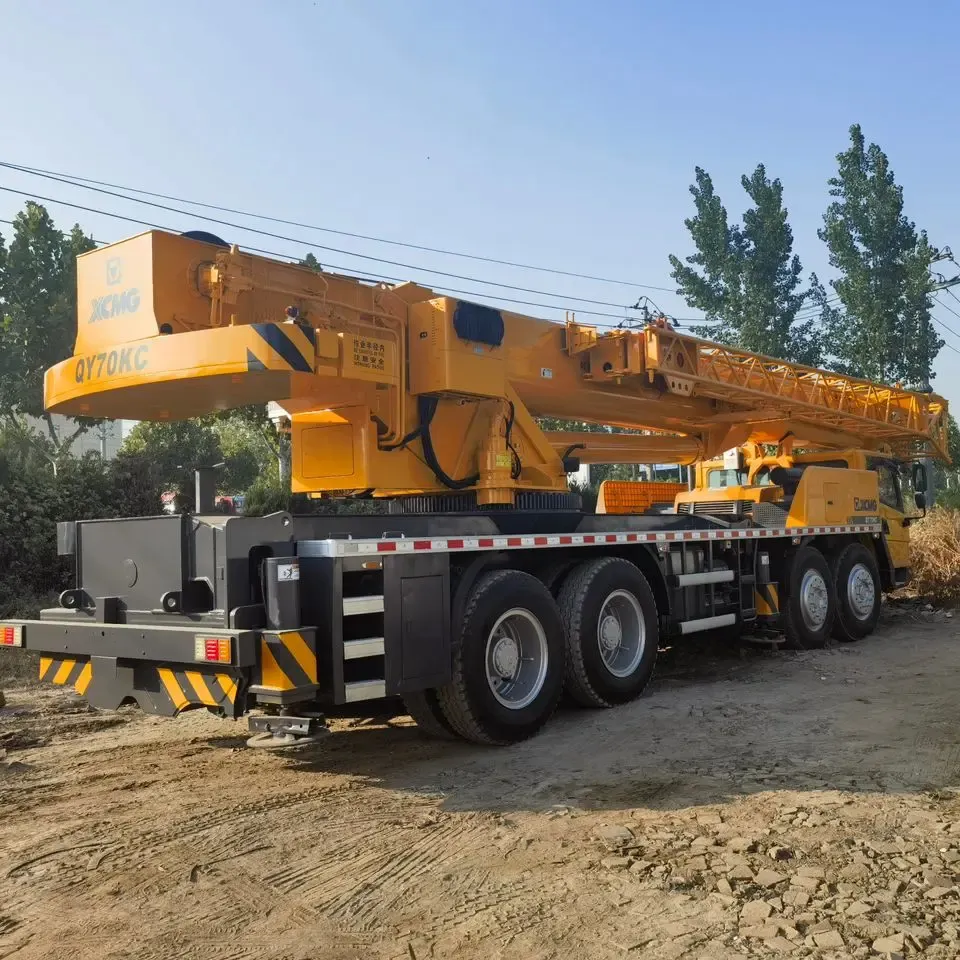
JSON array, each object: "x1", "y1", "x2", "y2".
[{"x1": 2, "y1": 0, "x2": 960, "y2": 410}]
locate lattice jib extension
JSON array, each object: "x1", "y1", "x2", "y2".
[{"x1": 643, "y1": 328, "x2": 949, "y2": 460}]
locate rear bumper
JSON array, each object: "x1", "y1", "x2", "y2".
[{"x1": 3, "y1": 618, "x2": 258, "y2": 718}]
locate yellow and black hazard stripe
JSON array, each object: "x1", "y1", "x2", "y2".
[
  {"x1": 41, "y1": 657, "x2": 242, "y2": 717},
  {"x1": 755, "y1": 581, "x2": 780, "y2": 618},
  {"x1": 255, "y1": 630, "x2": 318, "y2": 694},
  {"x1": 155, "y1": 667, "x2": 239, "y2": 713},
  {"x1": 247, "y1": 323, "x2": 315, "y2": 374},
  {"x1": 39, "y1": 657, "x2": 93, "y2": 696}
]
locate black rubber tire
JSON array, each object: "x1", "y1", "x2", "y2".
[
  {"x1": 780, "y1": 545, "x2": 836, "y2": 650},
  {"x1": 436, "y1": 569, "x2": 565, "y2": 745},
  {"x1": 403, "y1": 690, "x2": 460, "y2": 741},
  {"x1": 558, "y1": 557, "x2": 659, "y2": 707},
  {"x1": 829, "y1": 542, "x2": 881, "y2": 642},
  {"x1": 538, "y1": 559, "x2": 577, "y2": 596}
]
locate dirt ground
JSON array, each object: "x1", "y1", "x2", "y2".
[{"x1": 2, "y1": 605, "x2": 960, "y2": 960}]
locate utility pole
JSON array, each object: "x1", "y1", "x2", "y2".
[
  {"x1": 930, "y1": 245, "x2": 960, "y2": 293},
  {"x1": 915, "y1": 246, "x2": 960, "y2": 390}
]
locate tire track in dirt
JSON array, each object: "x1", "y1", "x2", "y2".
[
  {"x1": 261, "y1": 820, "x2": 389, "y2": 893},
  {"x1": 412, "y1": 871, "x2": 566, "y2": 948},
  {"x1": 0, "y1": 744, "x2": 372, "y2": 959},
  {"x1": 254, "y1": 798, "x2": 496, "y2": 934},
  {"x1": 7, "y1": 783, "x2": 349, "y2": 875},
  {"x1": 7, "y1": 615, "x2": 960, "y2": 959},
  {"x1": 320, "y1": 820, "x2": 483, "y2": 925},
  {"x1": 1, "y1": 824, "x2": 367, "y2": 960}
]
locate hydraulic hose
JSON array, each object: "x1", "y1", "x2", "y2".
[{"x1": 417, "y1": 396, "x2": 481, "y2": 490}]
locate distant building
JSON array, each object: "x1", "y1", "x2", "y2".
[{"x1": 22, "y1": 414, "x2": 123, "y2": 459}]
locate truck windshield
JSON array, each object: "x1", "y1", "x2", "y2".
[
  {"x1": 867, "y1": 456, "x2": 904, "y2": 512},
  {"x1": 707, "y1": 469, "x2": 749, "y2": 488}
]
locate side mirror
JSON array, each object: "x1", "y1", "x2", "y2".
[
  {"x1": 915, "y1": 491, "x2": 926, "y2": 511},
  {"x1": 912, "y1": 461, "x2": 928, "y2": 492}
]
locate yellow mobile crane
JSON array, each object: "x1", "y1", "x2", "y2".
[{"x1": 0, "y1": 230, "x2": 949, "y2": 746}]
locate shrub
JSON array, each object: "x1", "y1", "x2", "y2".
[
  {"x1": 0, "y1": 446, "x2": 162, "y2": 618},
  {"x1": 243, "y1": 476, "x2": 292, "y2": 516},
  {"x1": 243, "y1": 476, "x2": 390, "y2": 517}
]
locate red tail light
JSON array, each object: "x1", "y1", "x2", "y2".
[
  {"x1": 194, "y1": 636, "x2": 232, "y2": 664},
  {"x1": 0, "y1": 624, "x2": 24, "y2": 647}
]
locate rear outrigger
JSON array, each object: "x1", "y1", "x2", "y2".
[{"x1": 0, "y1": 229, "x2": 948, "y2": 747}]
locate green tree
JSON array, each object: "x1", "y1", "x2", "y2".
[
  {"x1": 0, "y1": 434, "x2": 158, "y2": 619},
  {"x1": 242, "y1": 476, "x2": 388, "y2": 517},
  {"x1": 0, "y1": 229, "x2": 6, "y2": 316},
  {"x1": 932, "y1": 413, "x2": 960, "y2": 507},
  {"x1": 109, "y1": 447, "x2": 165, "y2": 517},
  {"x1": 211, "y1": 412, "x2": 278, "y2": 492},
  {"x1": 814, "y1": 124, "x2": 943, "y2": 387},
  {"x1": 121, "y1": 420, "x2": 223, "y2": 510},
  {"x1": 122, "y1": 412, "x2": 288, "y2": 509},
  {"x1": 669, "y1": 165, "x2": 820, "y2": 364},
  {"x1": 0, "y1": 203, "x2": 97, "y2": 468},
  {"x1": 203, "y1": 404, "x2": 288, "y2": 485},
  {"x1": 242, "y1": 475, "x2": 294, "y2": 516}
]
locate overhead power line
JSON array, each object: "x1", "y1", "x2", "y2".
[
  {"x1": 1, "y1": 160, "x2": 679, "y2": 292},
  {"x1": 0, "y1": 185, "x2": 760, "y2": 337},
  {"x1": 929, "y1": 315, "x2": 960, "y2": 355},
  {"x1": 0, "y1": 201, "x2": 849, "y2": 348},
  {"x1": 795, "y1": 302, "x2": 839, "y2": 319},
  {"x1": 0, "y1": 184, "x2": 664, "y2": 326},
  {"x1": 0, "y1": 161, "x2": 677, "y2": 303},
  {"x1": 793, "y1": 294, "x2": 843, "y2": 320},
  {"x1": 927, "y1": 293, "x2": 960, "y2": 353},
  {"x1": 935, "y1": 294, "x2": 960, "y2": 327},
  {"x1": 2, "y1": 162, "x2": 855, "y2": 334}
]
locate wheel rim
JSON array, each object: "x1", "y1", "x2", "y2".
[
  {"x1": 485, "y1": 608, "x2": 549, "y2": 710},
  {"x1": 596, "y1": 589, "x2": 645, "y2": 678},
  {"x1": 847, "y1": 562, "x2": 876, "y2": 620},
  {"x1": 799, "y1": 567, "x2": 830, "y2": 632}
]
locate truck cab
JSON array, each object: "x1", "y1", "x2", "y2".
[{"x1": 677, "y1": 445, "x2": 930, "y2": 586}]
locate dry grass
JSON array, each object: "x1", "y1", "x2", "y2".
[
  {"x1": 0, "y1": 649, "x2": 39, "y2": 687},
  {"x1": 909, "y1": 507, "x2": 960, "y2": 603}
]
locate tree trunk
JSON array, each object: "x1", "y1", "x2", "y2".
[{"x1": 278, "y1": 434, "x2": 291, "y2": 484}]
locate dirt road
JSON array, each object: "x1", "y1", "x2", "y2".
[{"x1": 2, "y1": 607, "x2": 960, "y2": 959}]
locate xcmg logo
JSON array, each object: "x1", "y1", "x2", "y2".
[
  {"x1": 853, "y1": 497, "x2": 878, "y2": 512},
  {"x1": 106, "y1": 257, "x2": 123, "y2": 286},
  {"x1": 89, "y1": 288, "x2": 141, "y2": 323}
]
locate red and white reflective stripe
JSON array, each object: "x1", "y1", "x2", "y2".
[{"x1": 312, "y1": 523, "x2": 882, "y2": 558}]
